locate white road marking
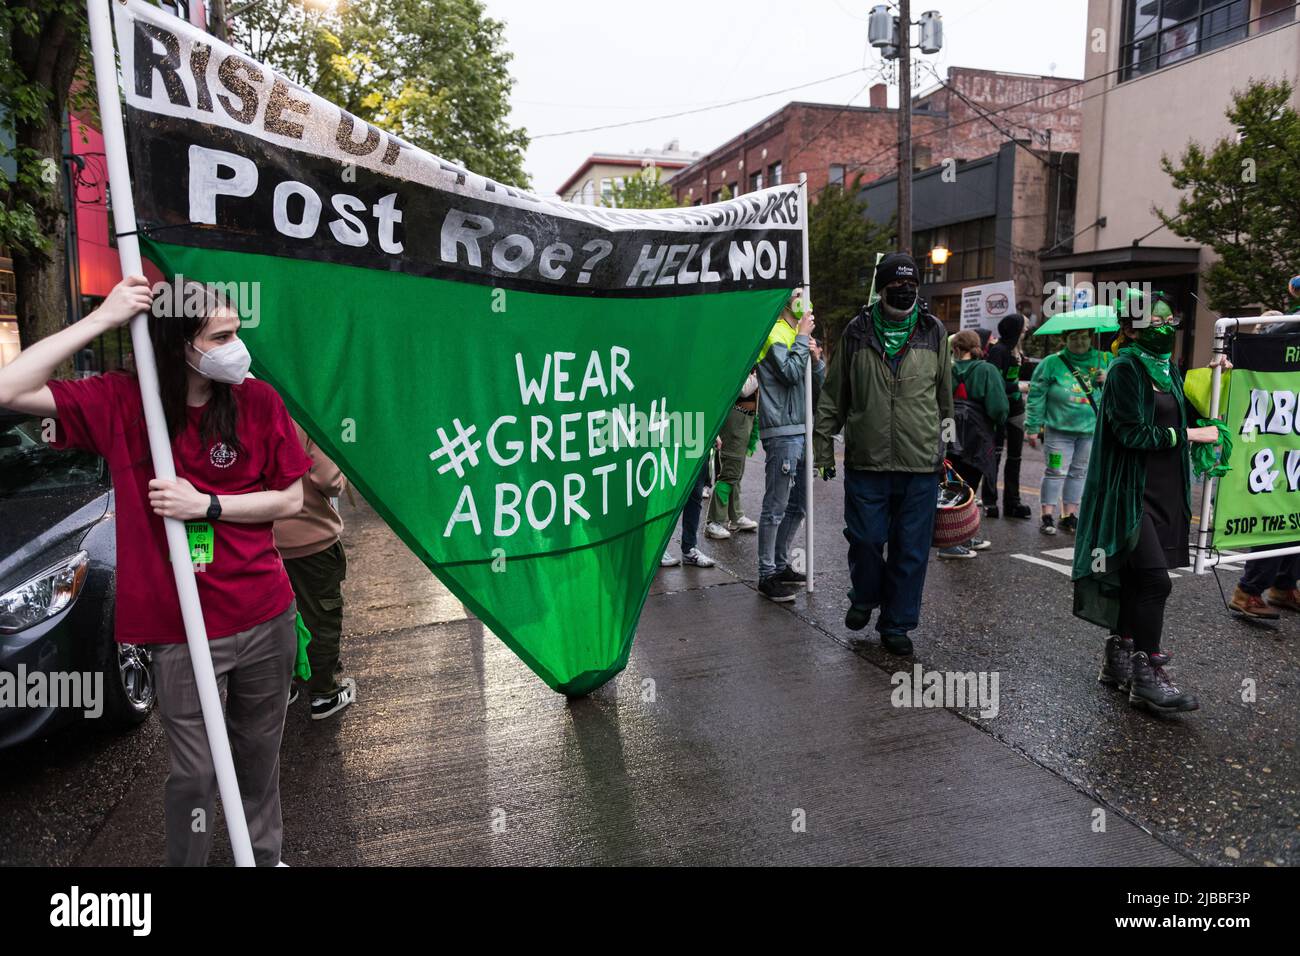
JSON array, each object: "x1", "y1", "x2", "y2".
[{"x1": 1011, "y1": 553, "x2": 1072, "y2": 576}]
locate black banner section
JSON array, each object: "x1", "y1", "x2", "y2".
[
  {"x1": 1229, "y1": 329, "x2": 1300, "y2": 374},
  {"x1": 125, "y1": 111, "x2": 804, "y2": 298}
]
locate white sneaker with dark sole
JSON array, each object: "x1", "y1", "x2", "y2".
[
  {"x1": 311, "y1": 677, "x2": 357, "y2": 721},
  {"x1": 682, "y1": 547, "x2": 715, "y2": 567},
  {"x1": 729, "y1": 516, "x2": 758, "y2": 533}
]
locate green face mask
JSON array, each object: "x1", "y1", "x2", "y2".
[{"x1": 1135, "y1": 324, "x2": 1175, "y2": 356}]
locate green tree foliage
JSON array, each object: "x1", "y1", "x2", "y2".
[
  {"x1": 1157, "y1": 79, "x2": 1300, "y2": 313},
  {"x1": 600, "y1": 166, "x2": 682, "y2": 209},
  {"x1": 809, "y1": 174, "x2": 894, "y2": 349},
  {"x1": 1, "y1": 0, "x2": 97, "y2": 350},
  {"x1": 229, "y1": 0, "x2": 530, "y2": 187}
]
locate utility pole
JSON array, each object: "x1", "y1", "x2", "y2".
[
  {"x1": 897, "y1": 0, "x2": 912, "y2": 256},
  {"x1": 209, "y1": 0, "x2": 230, "y2": 41},
  {"x1": 870, "y1": 5, "x2": 941, "y2": 257}
]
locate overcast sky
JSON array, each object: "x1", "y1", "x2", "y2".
[{"x1": 482, "y1": 0, "x2": 1090, "y2": 197}]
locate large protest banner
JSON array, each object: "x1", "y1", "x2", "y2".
[
  {"x1": 1213, "y1": 331, "x2": 1300, "y2": 551},
  {"x1": 111, "y1": 0, "x2": 803, "y2": 694}
]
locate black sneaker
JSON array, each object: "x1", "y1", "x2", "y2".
[
  {"x1": 759, "y1": 577, "x2": 798, "y2": 603},
  {"x1": 984, "y1": 504, "x2": 1000, "y2": 519},
  {"x1": 845, "y1": 606, "x2": 872, "y2": 631},
  {"x1": 879, "y1": 631, "x2": 913, "y2": 655},
  {"x1": 1040, "y1": 514, "x2": 1057, "y2": 536},
  {"x1": 311, "y1": 677, "x2": 357, "y2": 721},
  {"x1": 1059, "y1": 514, "x2": 1078, "y2": 534},
  {"x1": 773, "y1": 565, "x2": 807, "y2": 585},
  {"x1": 1004, "y1": 503, "x2": 1032, "y2": 519}
]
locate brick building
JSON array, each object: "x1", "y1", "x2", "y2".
[{"x1": 668, "y1": 67, "x2": 1082, "y2": 206}]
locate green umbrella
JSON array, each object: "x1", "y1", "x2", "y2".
[{"x1": 1033, "y1": 304, "x2": 1120, "y2": 336}]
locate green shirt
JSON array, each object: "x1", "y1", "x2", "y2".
[{"x1": 1025, "y1": 349, "x2": 1110, "y2": 434}]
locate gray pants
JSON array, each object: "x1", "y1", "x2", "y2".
[{"x1": 151, "y1": 602, "x2": 297, "y2": 866}]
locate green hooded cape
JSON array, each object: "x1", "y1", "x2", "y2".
[{"x1": 1071, "y1": 352, "x2": 1191, "y2": 631}]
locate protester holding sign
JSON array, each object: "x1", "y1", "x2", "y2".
[
  {"x1": 0, "y1": 276, "x2": 313, "y2": 862},
  {"x1": 1072, "y1": 296, "x2": 1219, "y2": 714},
  {"x1": 814, "y1": 253, "x2": 953, "y2": 655},
  {"x1": 755, "y1": 294, "x2": 824, "y2": 602},
  {"x1": 1026, "y1": 329, "x2": 1110, "y2": 536}
]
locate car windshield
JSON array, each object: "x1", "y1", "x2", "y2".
[{"x1": 0, "y1": 417, "x2": 105, "y2": 497}]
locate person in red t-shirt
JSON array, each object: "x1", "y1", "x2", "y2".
[{"x1": 0, "y1": 275, "x2": 312, "y2": 866}]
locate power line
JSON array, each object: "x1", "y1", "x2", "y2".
[
  {"x1": 811, "y1": 3, "x2": 1300, "y2": 203},
  {"x1": 532, "y1": 68, "x2": 871, "y2": 139}
]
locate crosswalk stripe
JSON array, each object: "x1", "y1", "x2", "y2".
[{"x1": 1010, "y1": 553, "x2": 1072, "y2": 576}]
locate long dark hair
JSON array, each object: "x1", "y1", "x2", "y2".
[{"x1": 147, "y1": 282, "x2": 242, "y2": 454}]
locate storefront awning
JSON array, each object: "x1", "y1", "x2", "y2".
[{"x1": 1039, "y1": 245, "x2": 1201, "y2": 272}]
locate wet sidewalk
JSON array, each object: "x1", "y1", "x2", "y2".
[{"x1": 74, "y1": 501, "x2": 1189, "y2": 866}]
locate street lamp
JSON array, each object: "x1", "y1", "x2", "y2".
[{"x1": 930, "y1": 245, "x2": 950, "y2": 266}]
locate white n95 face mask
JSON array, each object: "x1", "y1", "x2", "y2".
[{"x1": 188, "y1": 338, "x2": 251, "y2": 385}]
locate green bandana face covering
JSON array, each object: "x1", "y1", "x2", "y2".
[
  {"x1": 873, "y1": 302, "x2": 918, "y2": 358},
  {"x1": 1136, "y1": 324, "x2": 1175, "y2": 356},
  {"x1": 1122, "y1": 337, "x2": 1173, "y2": 391}
]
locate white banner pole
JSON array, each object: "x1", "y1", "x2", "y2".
[
  {"x1": 87, "y1": 0, "x2": 255, "y2": 866},
  {"x1": 799, "y1": 173, "x2": 814, "y2": 593}
]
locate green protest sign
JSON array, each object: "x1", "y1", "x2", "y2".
[
  {"x1": 1214, "y1": 331, "x2": 1300, "y2": 550},
  {"x1": 116, "y1": 0, "x2": 801, "y2": 693}
]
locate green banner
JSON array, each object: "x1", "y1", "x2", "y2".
[
  {"x1": 118, "y1": 0, "x2": 801, "y2": 693},
  {"x1": 1214, "y1": 331, "x2": 1300, "y2": 550}
]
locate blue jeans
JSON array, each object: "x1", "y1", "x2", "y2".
[
  {"x1": 1041, "y1": 428, "x2": 1092, "y2": 510},
  {"x1": 843, "y1": 470, "x2": 938, "y2": 635},
  {"x1": 680, "y1": 468, "x2": 709, "y2": 554},
  {"x1": 758, "y1": 435, "x2": 807, "y2": 579}
]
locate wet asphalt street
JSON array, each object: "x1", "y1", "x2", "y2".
[{"x1": 0, "y1": 441, "x2": 1295, "y2": 866}]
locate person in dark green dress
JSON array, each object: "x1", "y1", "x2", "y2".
[{"x1": 1072, "y1": 292, "x2": 1221, "y2": 714}]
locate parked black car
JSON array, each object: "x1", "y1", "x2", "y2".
[{"x1": 0, "y1": 410, "x2": 153, "y2": 749}]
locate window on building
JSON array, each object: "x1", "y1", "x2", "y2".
[
  {"x1": 749, "y1": 171, "x2": 763, "y2": 193},
  {"x1": 768, "y1": 161, "x2": 783, "y2": 185},
  {"x1": 1120, "y1": 0, "x2": 1248, "y2": 81},
  {"x1": 829, "y1": 164, "x2": 846, "y2": 187},
  {"x1": 727, "y1": 181, "x2": 738, "y2": 198},
  {"x1": 600, "y1": 178, "x2": 615, "y2": 205},
  {"x1": 1260, "y1": 0, "x2": 1294, "y2": 31},
  {"x1": 710, "y1": 188, "x2": 722, "y2": 204},
  {"x1": 912, "y1": 217, "x2": 997, "y2": 284}
]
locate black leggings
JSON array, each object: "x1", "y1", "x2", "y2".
[{"x1": 1117, "y1": 564, "x2": 1172, "y2": 654}]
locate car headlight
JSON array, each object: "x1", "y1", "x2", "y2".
[{"x1": 0, "y1": 551, "x2": 90, "y2": 634}]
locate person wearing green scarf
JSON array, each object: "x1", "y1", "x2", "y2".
[
  {"x1": 1071, "y1": 293, "x2": 1220, "y2": 714},
  {"x1": 872, "y1": 299, "x2": 919, "y2": 358},
  {"x1": 1025, "y1": 329, "x2": 1110, "y2": 536}
]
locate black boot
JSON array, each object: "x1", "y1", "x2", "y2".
[
  {"x1": 1098, "y1": 635, "x2": 1133, "y2": 690},
  {"x1": 1129, "y1": 651, "x2": 1199, "y2": 713},
  {"x1": 1004, "y1": 502, "x2": 1032, "y2": 519}
]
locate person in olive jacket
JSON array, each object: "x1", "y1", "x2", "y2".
[{"x1": 814, "y1": 253, "x2": 952, "y2": 656}]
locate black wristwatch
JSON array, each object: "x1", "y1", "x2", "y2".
[{"x1": 205, "y1": 494, "x2": 222, "y2": 522}]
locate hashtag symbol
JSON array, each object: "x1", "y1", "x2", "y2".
[{"x1": 429, "y1": 418, "x2": 481, "y2": 478}]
